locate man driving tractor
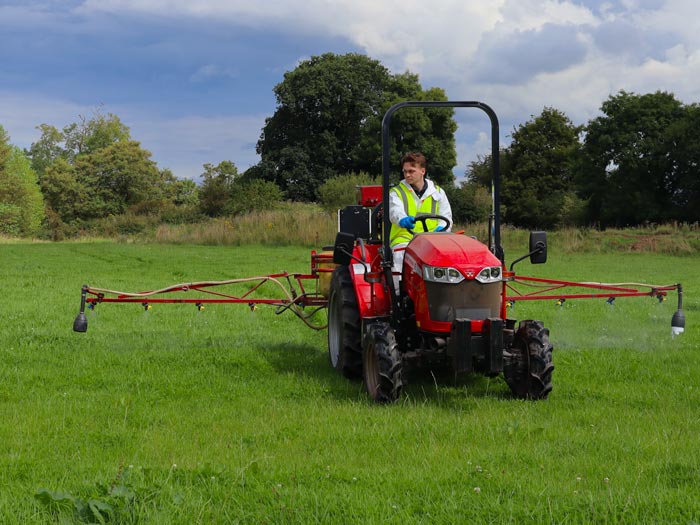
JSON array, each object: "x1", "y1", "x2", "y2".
[{"x1": 388, "y1": 151, "x2": 453, "y2": 290}]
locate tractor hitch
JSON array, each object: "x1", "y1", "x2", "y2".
[{"x1": 448, "y1": 318, "x2": 505, "y2": 378}]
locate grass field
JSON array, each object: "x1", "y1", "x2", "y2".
[{"x1": 1, "y1": 240, "x2": 699, "y2": 524}]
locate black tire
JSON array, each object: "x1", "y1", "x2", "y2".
[
  {"x1": 503, "y1": 320, "x2": 554, "y2": 400},
  {"x1": 327, "y1": 266, "x2": 362, "y2": 378},
  {"x1": 363, "y1": 322, "x2": 403, "y2": 403}
]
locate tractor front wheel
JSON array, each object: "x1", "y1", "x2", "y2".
[
  {"x1": 363, "y1": 322, "x2": 403, "y2": 403},
  {"x1": 327, "y1": 266, "x2": 362, "y2": 378},
  {"x1": 503, "y1": 320, "x2": 554, "y2": 400}
]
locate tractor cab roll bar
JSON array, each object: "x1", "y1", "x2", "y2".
[{"x1": 380, "y1": 101, "x2": 502, "y2": 299}]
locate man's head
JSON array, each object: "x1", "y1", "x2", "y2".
[{"x1": 401, "y1": 152, "x2": 426, "y2": 189}]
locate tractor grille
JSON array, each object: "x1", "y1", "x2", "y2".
[{"x1": 425, "y1": 280, "x2": 501, "y2": 322}]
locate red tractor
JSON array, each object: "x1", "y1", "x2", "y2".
[
  {"x1": 327, "y1": 101, "x2": 552, "y2": 402},
  {"x1": 73, "y1": 100, "x2": 683, "y2": 403}
]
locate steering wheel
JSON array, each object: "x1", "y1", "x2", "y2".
[{"x1": 408, "y1": 213, "x2": 451, "y2": 235}]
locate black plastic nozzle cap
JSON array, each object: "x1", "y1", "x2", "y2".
[
  {"x1": 671, "y1": 309, "x2": 685, "y2": 337},
  {"x1": 73, "y1": 312, "x2": 88, "y2": 333}
]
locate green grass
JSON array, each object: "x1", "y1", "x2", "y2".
[{"x1": 1, "y1": 241, "x2": 699, "y2": 523}]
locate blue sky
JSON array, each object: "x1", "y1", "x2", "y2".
[{"x1": 1, "y1": 0, "x2": 699, "y2": 181}]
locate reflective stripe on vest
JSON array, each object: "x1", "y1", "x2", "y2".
[{"x1": 390, "y1": 184, "x2": 440, "y2": 246}]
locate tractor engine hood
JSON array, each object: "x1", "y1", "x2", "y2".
[{"x1": 404, "y1": 234, "x2": 502, "y2": 276}]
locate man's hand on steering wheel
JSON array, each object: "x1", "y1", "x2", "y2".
[{"x1": 408, "y1": 213, "x2": 451, "y2": 234}]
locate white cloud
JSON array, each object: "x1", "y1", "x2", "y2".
[
  {"x1": 79, "y1": 0, "x2": 502, "y2": 79},
  {"x1": 494, "y1": 0, "x2": 598, "y2": 32}
]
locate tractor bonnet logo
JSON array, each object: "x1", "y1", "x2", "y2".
[{"x1": 466, "y1": 270, "x2": 475, "y2": 278}]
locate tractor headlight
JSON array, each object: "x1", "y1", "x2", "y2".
[
  {"x1": 476, "y1": 266, "x2": 503, "y2": 283},
  {"x1": 423, "y1": 265, "x2": 465, "y2": 284}
]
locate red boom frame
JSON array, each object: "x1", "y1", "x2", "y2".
[
  {"x1": 73, "y1": 248, "x2": 683, "y2": 334},
  {"x1": 505, "y1": 274, "x2": 679, "y2": 303}
]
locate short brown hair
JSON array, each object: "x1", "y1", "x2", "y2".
[{"x1": 401, "y1": 152, "x2": 426, "y2": 169}]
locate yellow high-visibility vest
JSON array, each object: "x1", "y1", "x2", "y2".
[{"x1": 390, "y1": 183, "x2": 441, "y2": 246}]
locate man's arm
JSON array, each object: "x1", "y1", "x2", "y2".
[{"x1": 388, "y1": 186, "x2": 408, "y2": 225}]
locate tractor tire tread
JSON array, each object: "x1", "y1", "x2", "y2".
[
  {"x1": 328, "y1": 266, "x2": 362, "y2": 378},
  {"x1": 503, "y1": 319, "x2": 554, "y2": 400},
  {"x1": 363, "y1": 322, "x2": 403, "y2": 403}
]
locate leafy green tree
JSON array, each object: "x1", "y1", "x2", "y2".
[
  {"x1": 0, "y1": 127, "x2": 45, "y2": 236},
  {"x1": 254, "y1": 53, "x2": 457, "y2": 201},
  {"x1": 75, "y1": 140, "x2": 164, "y2": 217},
  {"x1": 167, "y1": 176, "x2": 199, "y2": 207},
  {"x1": 449, "y1": 182, "x2": 493, "y2": 224},
  {"x1": 579, "y1": 91, "x2": 684, "y2": 226},
  {"x1": 462, "y1": 149, "x2": 519, "y2": 225},
  {"x1": 198, "y1": 161, "x2": 238, "y2": 217},
  {"x1": 29, "y1": 112, "x2": 183, "y2": 227},
  {"x1": 41, "y1": 141, "x2": 164, "y2": 222},
  {"x1": 465, "y1": 153, "x2": 500, "y2": 189},
  {"x1": 74, "y1": 111, "x2": 131, "y2": 156},
  {"x1": 29, "y1": 111, "x2": 131, "y2": 177},
  {"x1": 40, "y1": 158, "x2": 91, "y2": 223},
  {"x1": 501, "y1": 107, "x2": 582, "y2": 229},
  {"x1": 27, "y1": 124, "x2": 64, "y2": 179},
  {"x1": 659, "y1": 103, "x2": 700, "y2": 222},
  {"x1": 360, "y1": 77, "x2": 457, "y2": 187},
  {"x1": 0, "y1": 125, "x2": 11, "y2": 172}
]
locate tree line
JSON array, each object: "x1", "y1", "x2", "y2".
[
  {"x1": 1, "y1": 53, "x2": 699, "y2": 239},
  {"x1": 466, "y1": 90, "x2": 700, "y2": 229}
]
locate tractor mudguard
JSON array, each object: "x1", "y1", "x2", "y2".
[{"x1": 346, "y1": 243, "x2": 391, "y2": 319}]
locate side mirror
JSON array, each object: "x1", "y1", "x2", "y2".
[
  {"x1": 529, "y1": 231, "x2": 547, "y2": 265},
  {"x1": 332, "y1": 231, "x2": 355, "y2": 265}
]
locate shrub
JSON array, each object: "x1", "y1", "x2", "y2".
[
  {"x1": 158, "y1": 203, "x2": 203, "y2": 224},
  {"x1": 228, "y1": 179, "x2": 284, "y2": 215},
  {"x1": 318, "y1": 172, "x2": 380, "y2": 212}
]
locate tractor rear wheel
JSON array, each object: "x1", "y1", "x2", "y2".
[
  {"x1": 503, "y1": 320, "x2": 554, "y2": 400},
  {"x1": 327, "y1": 266, "x2": 362, "y2": 378},
  {"x1": 363, "y1": 322, "x2": 403, "y2": 403}
]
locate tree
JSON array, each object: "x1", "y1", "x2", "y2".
[
  {"x1": 659, "y1": 103, "x2": 700, "y2": 223},
  {"x1": 579, "y1": 91, "x2": 684, "y2": 226},
  {"x1": 27, "y1": 124, "x2": 64, "y2": 179},
  {"x1": 254, "y1": 53, "x2": 457, "y2": 201},
  {"x1": 0, "y1": 127, "x2": 45, "y2": 236},
  {"x1": 449, "y1": 182, "x2": 492, "y2": 224},
  {"x1": 501, "y1": 107, "x2": 582, "y2": 229},
  {"x1": 165, "y1": 176, "x2": 199, "y2": 207},
  {"x1": 29, "y1": 111, "x2": 181, "y2": 226},
  {"x1": 465, "y1": 153, "x2": 501, "y2": 189},
  {"x1": 198, "y1": 161, "x2": 238, "y2": 217},
  {"x1": 28, "y1": 111, "x2": 131, "y2": 177},
  {"x1": 75, "y1": 140, "x2": 164, "y2": 217},
  {"x1": 0, "y1": 125, "x2": 10, "y2": 169},
  {"x1": 457, "y1": 153, "x2": 500, "y2": 224},
  {"x1": 40, "y1": 158, "x2": 90, "y2": 224},
  {"x1": 41, "y1": 141, "x2": 165, "y2": 222}
]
